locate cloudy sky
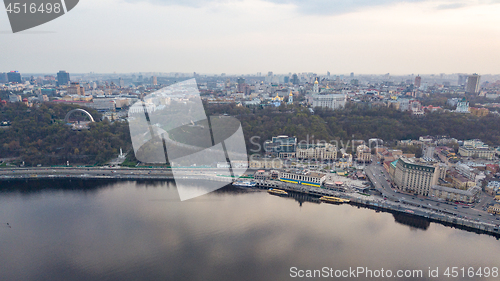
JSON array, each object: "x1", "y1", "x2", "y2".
[{"x1": 1, "y1": 0, "x2": 500, "y2": 74}]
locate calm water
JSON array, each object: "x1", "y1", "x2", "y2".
[{"x1": 0, "y1": 179, "x2": 499, "y2": 281}]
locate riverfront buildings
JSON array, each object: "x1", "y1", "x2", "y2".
[
  {"x1": 279, "y1": 169, "x2": 326, "y2": 187},
  {"x1": 296, "y1": 143, "x2": 337, "y2": 160},
  {"x1": 430, "y1": 185, "x2": 479, "y2": 204},
  {"x1": 393, "y1": 157, "x2": 440, "y2": 196},
  {"x1": 264, "y1": 136, "x2": 297, "y2": 158}
]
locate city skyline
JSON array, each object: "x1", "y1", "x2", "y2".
[{"x1": 1, "y1": 0, "x2": 500, "y2": 74}]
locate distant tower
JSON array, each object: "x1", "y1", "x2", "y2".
[
  {"x1": 466, "y1": 73, "x2": 480, "y2": 94},
  {"x1": 458, "y1": 74, "x2": 467, "y2": 86},
  {"x1": 288, "y1": 91, "x2": 293, "y2": 104},
  {"x1": 119, "y1": 77, "x2": 124, "y2": 88},
  {"x1": 57, "y1": 71, "x2": 70, "y2": 86},
  {"x1": 313, "y1": 78, "x2": 319, "y2": 94},
  {"x1": 152, "y1": 76, "x2": 157, "y2": 86},
  {"x1": 414, "y1": 75, "x2": 421, "y2": 88},
  {"x1": 237, "y1": 77, "x2": 245, "y2": 92},
  {"x1": 350, "y1": 72, "x2": 354, "y2": 78}
]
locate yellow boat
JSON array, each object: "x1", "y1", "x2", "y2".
[
  {"x1": 268, "y1": 188, "x2": 288, "y2": 196},
  {"x1": 320, "y1": 196, "x2": 350, "y2": 204}
]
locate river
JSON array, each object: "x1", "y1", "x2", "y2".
[{"x1": 0, "y1": 179, "x2": 499, "y2": 280}]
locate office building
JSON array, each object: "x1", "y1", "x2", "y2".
[
  {"x1": 312, "y1": 94, "x2": 346, "y2": 110},
  {"x1": 458, "y1": 146, "x2": 495, "y2": 160},
  {"x1": 0, "y1": 73, "x2": 7, "y2": 83},
  {"x1": 7, "y1": 71, "x2": 21, "y2": 83},
  {"x1": 458, "y1": 74, "x2": 467, "y2": 86},
  {"x1": 67, "y1": 82, "x2": 85, "y2": 96},
  {"x1": 237, "y1": 77, "x2": 245, "y2": 92},
  {"x1": 296, "y1": 143, "x2": 337, "y2": 160},
  {"x1": 466, "y1": 73, "x2": 480, "y2": 94},
  {"x1": 393, "y1": 157, "x2": 439, "y2": 196},
  {"x1": 264, "y1": 136, "x2": 297, "y2": 158},
  {"x1": 430, "y1": 185, "x2": 479, "y2": 204},
  {"x1": 414, "y1": 75, "x2": 421, "y2": 88},
  {"x1": 57, "y1": 71, "x2": 70, "y2": 86}
]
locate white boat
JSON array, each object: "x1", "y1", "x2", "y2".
[{"x1": 232, "y1": 180, "x2": 257, "y2": 188}]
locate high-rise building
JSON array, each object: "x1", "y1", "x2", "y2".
[
  {"x1": 414, "y1": 75, "x2": 421, "y2": 88},
  {"x1": 7, "y1": 71, "x2": 22, "y2": 83},
  {"x1": 266, "y1": 71, "x2": 273, "y2": 83},
  {"x1": 237, "y1": 77, "x2": 245, "y2": 92},
  {"x1": 0, "y1": 73, "x2": 7, "y2": 83},
  {"x1": 466, "y1": 74, "x2": 480, "y2": 94},
  {"x1": 350, "y1": 72, "x2": 354, "y2": 78},
  {"x1": 291, "y1": 74, "x2": 299, "y2": 85},
  {"x1": 57, "y1": 71, "x2": 70, "y2": 86},
  {"x1": 457, "y1": 74, "x2": 467, "y2": 86},
  {"x1": 119, "y1": 77, "x2": 124, "y2": 88},
  {"x1": 152, "y1": 76, "x2": 157, "y2": 86}
]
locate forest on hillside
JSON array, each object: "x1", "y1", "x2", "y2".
[
  {"x1": 0, "y1": 103, "x2": 131, "y2": 166},
  {"x1": 1, "y1": 102, "x2": 500, "y2": 166}
]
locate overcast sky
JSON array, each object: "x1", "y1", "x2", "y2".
[{"x1": 1, "y1": 0, "x2": 500, "y2": 75}]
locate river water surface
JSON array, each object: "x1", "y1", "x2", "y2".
[{"x1": 0, "y1": 179, "x2": 499, "y2": 280}]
